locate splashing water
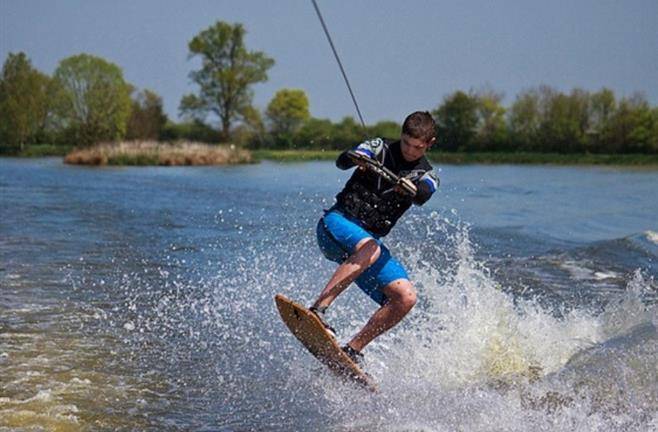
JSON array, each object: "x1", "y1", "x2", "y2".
[
  {"x1": 343, "y1": 216, "x2": 656, "y2": 430},
  {"x1": 99, "y1": 210, "x2": 655, "y2": 432}
]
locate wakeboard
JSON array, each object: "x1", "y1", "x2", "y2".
[{"x1": 274, "y1": 293, "x2": 377, "y2": 391}]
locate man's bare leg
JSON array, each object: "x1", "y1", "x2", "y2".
[
  {"x1": 311, "y1": 238, "x2": 380, "y2": 310},
  {"x1": 346, "y1": 278, "x2": 417, "y2": 352}
]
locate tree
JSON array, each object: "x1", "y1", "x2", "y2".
[
  {"x1": 266, "y1": 88, "x2": 310, "y2": 136},
  {"x1": 368, "y1": 120, "x2": 400, "y2": 140},
  {"x1": 294, "y1": 117, "x2": 335, "y2": 149},
  {"x1": 537, "y1": 88, "x2": 589, "y2": 153},
  {"x1": 589, "y1": 88, "x2": 616, "y2": 133},
  {"x1": 180, "y1": 21, "x2": 274, "y2": 142},
  {"x1": 606, "y1": 93, "x2": 654, "y2": 153},
  {"x1": 508, "y1": 89, "x2": 541, "y2": 151},
  {"x1": 0, "y1": 52, "x2": 51, "y2": 151},
  {"x1": 473, "y1": 88, "x2": 507, "y2": 151},
  {"x1": 126, "y1": 89, "x2": 168, "y2": 140},
  {"x1": 265, "y1": 88, "x2": 310, "y2": 148},
  {"x1": 332, "y1": 116, "x2": 364, "y2": 150},
  {"x1": 160, "y1": 120, "x2": 220, "y2": 143},
  {"x1": 651, "y1": 107, "x2": 658, "y2": 154},
  {"x1": 52, "y1": 54, "x2": 132, "y2": 146},
  {"x1": 233, "y1": 105, "x2": 266, "y2": 148},
  {"x1": 434, "y1": 91, "x2": 479, "y2": 151},
  {"x1": 587, "y1": 88, "x2": 616, "y2": 152}
]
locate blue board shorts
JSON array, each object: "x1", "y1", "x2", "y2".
[{"x1": 316, "y1": 208, "x2": 409, "y2": 305}]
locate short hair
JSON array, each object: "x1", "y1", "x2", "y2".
[{"x1": 402, "y1": 111, "x2": 436, "y2": 142}]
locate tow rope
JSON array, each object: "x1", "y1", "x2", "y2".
[{"x1": 310, "y1": 0, "x2": 367, "y2": 132}]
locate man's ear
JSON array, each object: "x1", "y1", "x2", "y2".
[{"x1": 428, "y1": 137, "x2": 436, "y2": 148}]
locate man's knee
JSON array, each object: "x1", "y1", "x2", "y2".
[
  {"x1": 400, "y1": 286, "x2": 417, "y2": 311},
  {"x1": 384, "y1": 280, "x2": 417, "y2": 311}
]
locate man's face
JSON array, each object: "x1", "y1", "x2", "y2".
[{"x1": 400, "y1": 134, "x2": 435, "y2": 162}]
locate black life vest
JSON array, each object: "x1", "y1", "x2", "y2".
[{"x1": 334, "y1": 139, "x2": 433, "y2": 236}]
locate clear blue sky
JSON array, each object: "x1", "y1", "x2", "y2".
[{"x1": 2, "y1": 0, "x2": 657, "y2": 125}]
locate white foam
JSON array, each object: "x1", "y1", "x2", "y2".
[
  {"x1": 646, "y1": 230, "x2": 658, "y2": 245},
  {"x1": 395, "y1": 228, "x2": 602, "y2": 387},
  {"x1": 592, "y1": 271, "x2": 619, "y2": 280},
  {"x1": 559, "y1": 260, "x2": 619, "y2": 281},
  {"x1": 4, "y1": 389, "x2": 55, "y2": 404},
  {"x1": 598, "y1": 269, "x2": 657, "y2": 336}
]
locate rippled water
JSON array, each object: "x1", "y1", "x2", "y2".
[{"x1": 1, "y1": 158, "x2": 657, "y2": 431}]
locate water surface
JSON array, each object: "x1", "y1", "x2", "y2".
[{"x1": 1, "y1": 158, "x2": 657, "y2": 431}]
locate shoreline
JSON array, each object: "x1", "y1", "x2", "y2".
[
  {"x1": 2, "y1": 145, "x2": 657, "y2": 166},
  {"x1": 252, "y1": 150, "x2": 658, "y2": 166}
]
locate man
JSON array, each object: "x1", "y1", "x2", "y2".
[{"x1": 311, "y1": 111, "x2": 439, "y2": 363}]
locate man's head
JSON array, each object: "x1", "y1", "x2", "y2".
[{"x1": 400, "y1": 111, "x2": 436, "y2": 161}]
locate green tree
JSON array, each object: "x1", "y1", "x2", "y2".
[
  {"x1": 234, "y1": 105, "x2": 266, "y2": 148},
  {"x1": 473, "y1": 88, "x2": 507, "y2": 151},
  {"x1": 587, "y1": 88, "x2": 616, "y2": 152},
  {"x1": 589, "y1": 88, "x2": 616, "y2": 133},
  {"x1": 180, "y1": 21, "x2": 274, "y2": 142},
  {"x1": 294, "y1": 117, "x2": 335, "y2": 149},
  {"x1": 537, "y1": 88, "x2": 589, "y2": 153},
  {"x1": 265, "y1": 88, "x2": 310, "y2": 148},
  {"x1": 0, "y1": 52, "x2": 51, "y2": 151},
  {"x1": 368, "y1": 120, "x2": 400, "y2": 140},
  {"x1": 52, "y1": 54, "x2": 132, "y2": 146},
  {"x1": 612, "y1": 94, "x2": 654, "y2": 153},
  {"x1": 600, "y1": 94, "x2": 652, "y2": 153},
  {"x1": 160, "y1": 120, "x2": 221, "y2": 143},
  {"x1": 508, "y1": 89, "x2": 541, "y2": 151},
  {"x1": 126, "y1": 89, "x2": 168, "y2": 140},
  {"x1": 266, "y1": 89, "x2": 310, "y2": 134},
  {"x1": 651, "y1": 107, "x2": 658, "y2": 154},
  {"x1": 434, "y1": 91, "x2": 479, "y2": 151},
  {"x1": 332, "y1": 116, "x2": 363, "y2": 150}
]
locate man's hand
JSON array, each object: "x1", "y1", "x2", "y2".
[
  {"x1": 395, "y1": 177, "x2": 417, "y2": 196},
  {"x1": 347, "y1": 149, "x2": 370, "y2": 170}
]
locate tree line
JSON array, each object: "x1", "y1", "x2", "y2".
[
  {"x1": 434, "y1": 86, "x2": 658, "y2": 154},
  {"x1": 1, "y1": 20, "x2": 657, "y2": 154}
]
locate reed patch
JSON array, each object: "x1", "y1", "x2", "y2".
[{"x1": 64, "y1": 141, "x2": 253, "y2": 166}]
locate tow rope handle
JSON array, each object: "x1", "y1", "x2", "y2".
[{"x1": 346, "y1": 150, "x2": 417, "y2": 197}]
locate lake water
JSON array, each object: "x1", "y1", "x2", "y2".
[{"x1": 1, "y1": 158, "x2": 657, "y2": 431}]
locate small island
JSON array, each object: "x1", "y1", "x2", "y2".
[{"x1": 64, "y1": 140, "x2": 253, "y2": 166}]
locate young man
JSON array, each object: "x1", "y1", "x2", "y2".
[{"x1": 311, "y1": 111, "x2": 439, "y2": 364}]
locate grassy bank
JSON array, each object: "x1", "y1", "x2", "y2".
[
  {"x1": 253, "y1": 149, "x2": 658, "y2": 166},
  {"x1": 252, "y1": 149, "x2": 340, "y2": 162},
  {"x1": 0, "y1": 144, "x2": 73, "y2": 157},
  {"x1": 429, "y1": 151, "x2": 658, "y2": 165},
  {"x1": 64, "y1": 141, "x2": 253, "y2": 166}
]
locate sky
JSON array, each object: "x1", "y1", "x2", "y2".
[{"x1": 1, "y1": 0, "x2": 657, "y2": 125}]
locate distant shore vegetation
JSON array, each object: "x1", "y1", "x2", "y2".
[
  {"x1": 1, "y1": 20, "x2": 657, "y2": 166},
  {"x1": 254, "y1": 150, "x2": 658, "y2": 166}
]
